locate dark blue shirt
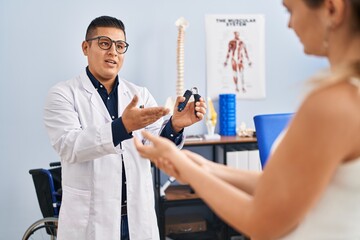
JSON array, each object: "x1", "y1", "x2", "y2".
[{"x1": 86, "y1": 67, "x2": 183, "y2": 207}]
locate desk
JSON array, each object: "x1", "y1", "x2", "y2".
[
  {"x1": 184, "y1": 136, "x2": 257, "y2": 145},
  {"x1": 153, "y1": 136, "x2": 257, "y2": 240}
]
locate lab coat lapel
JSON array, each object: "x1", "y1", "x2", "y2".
[
  {"x1": 80, "y1": 73, "x2": 112, "y2": 121},
  {"x1": 117, "y1": 79, "x2": 132, "y2": 117}
]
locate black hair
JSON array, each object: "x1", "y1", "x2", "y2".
[
  {"x1": 85, "y1": 16, "x2": 126, "y2": 40},
  {"x1": 351, "y1": 0, "x2": 360, "y2": 31},
  {"x1": 303, "y1": 0, "x2": 324, "y2": 8}
]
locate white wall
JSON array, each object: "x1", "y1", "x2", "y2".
[{"x1": 0, "y1": 0, "x2": 327, "y2": 238}]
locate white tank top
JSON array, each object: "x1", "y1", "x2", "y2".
[
  {"x1": 273, "y1": 132, "x2": 360, "y2": 239},
  {"x1": 279, "y1": 158, "x2": 360, "y2": 239}
]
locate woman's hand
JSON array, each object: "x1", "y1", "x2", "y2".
[{"x1": 134, "y1": 130, "x2": 187, "y2": 182}]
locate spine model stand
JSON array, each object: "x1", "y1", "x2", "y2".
[
  {"x1": 161, "y1": 17, "x2": 189, "y2": 196},
  {"x1": 164, "y1": 17, "x2": 189, "y2": 115}
]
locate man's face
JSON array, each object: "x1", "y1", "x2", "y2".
[{"x1": 82, "y1": 27, "x2": 126, "y2": 83}]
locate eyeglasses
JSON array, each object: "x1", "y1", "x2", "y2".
[{"x1": 86, "y1": 36, "x2": 129, "y2": 54}]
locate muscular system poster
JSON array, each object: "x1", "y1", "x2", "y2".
[{"x1": 205, "y1": 14, "x2": 265, "y2": 99}]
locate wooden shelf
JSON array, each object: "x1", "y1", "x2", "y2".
[
  {"x1": 184, "y1": 136, "x2": 256, "y2": 146},
  {"x1": 165, "y1": 185, "x2": 199, "y2": 201},
  {"x1": 167, "y1": 229, "x2": 218, "y2": 240}
]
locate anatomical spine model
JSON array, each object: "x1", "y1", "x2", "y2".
[{"x1": 164, "y1": 17, "x2": 189, "y2": 114}]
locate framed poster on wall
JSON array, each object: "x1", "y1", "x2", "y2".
[{"x1": 205, "y1": 14, "x2": 265, "y2": 100}]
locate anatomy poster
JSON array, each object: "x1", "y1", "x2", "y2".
[{"x1": 205, "y1": 14, "x2": 265, "y2": 99}]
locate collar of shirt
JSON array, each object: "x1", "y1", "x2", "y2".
[
  {"x1": 86, "y1": 66, "x2": 119, "y2": 119},
  {"x1": 86, "y1": 66, "x2": 119, "y2": 93}
]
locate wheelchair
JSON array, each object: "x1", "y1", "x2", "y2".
[{"x1": 23, "y1": 162, "x2": 62, "y2": 240}]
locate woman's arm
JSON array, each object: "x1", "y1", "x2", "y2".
[
  {"x1": 135, "y1": 83, "x2": 358, "y2": 239},
  {"x1": 183, "y1": 150, "x2": 261, "y2": 195}
]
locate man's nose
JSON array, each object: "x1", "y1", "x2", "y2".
[{"x1": 108, "y1": 42, "x2": 118, "y2": 55}]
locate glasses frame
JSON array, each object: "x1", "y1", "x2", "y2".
[{"x1": 86, "y1": 36, "x2": 129, "y2": 54}]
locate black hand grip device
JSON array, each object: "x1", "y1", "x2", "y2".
[
  {"x1": 177, "y1": 90, "x2": 192, "y2": 112},
  {"x1": 193, "y1": 93, "x2": 201, "y2": 117}
]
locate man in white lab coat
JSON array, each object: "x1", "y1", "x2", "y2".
[{"x1": 43, "y1": 16, "x2": 206, "y2": 240}]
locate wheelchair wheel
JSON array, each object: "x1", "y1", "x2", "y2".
[{"x1": 22, "y1": 217, "x2": 58, "y2": 240}]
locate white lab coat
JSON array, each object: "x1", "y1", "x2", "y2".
[{"x1": 44, "y1": 71, "x2": 181, "y2": 240}]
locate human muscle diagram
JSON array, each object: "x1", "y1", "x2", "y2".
[{"x1": 205, "y1": 15, "x2": 265, "y2": 99}]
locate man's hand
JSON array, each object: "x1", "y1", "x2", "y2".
[
  {"x1": 171, "y1": 96, "x2": 207, "y2": 132},
  {"x1": 122, "y1": 95, "x2": 170, "y2": 133}
]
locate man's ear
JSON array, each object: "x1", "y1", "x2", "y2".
[{"x1": 82, "y1": 41, "x2": 89, "y2": 56}]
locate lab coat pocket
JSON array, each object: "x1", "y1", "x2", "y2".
[{"x1": 57, "y1": 185, "x2": 91, "y2": 239}]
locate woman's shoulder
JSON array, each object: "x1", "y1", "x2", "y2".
[
  {"x1": 296, "y1": 80, "x2": 360, "y2": 141},
  {"x1": 302, "y1": 80, "x2": 360, "y2": 119},
  {"x1": 298, "y1": 80, "x2": 360, "y2": 156}
]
